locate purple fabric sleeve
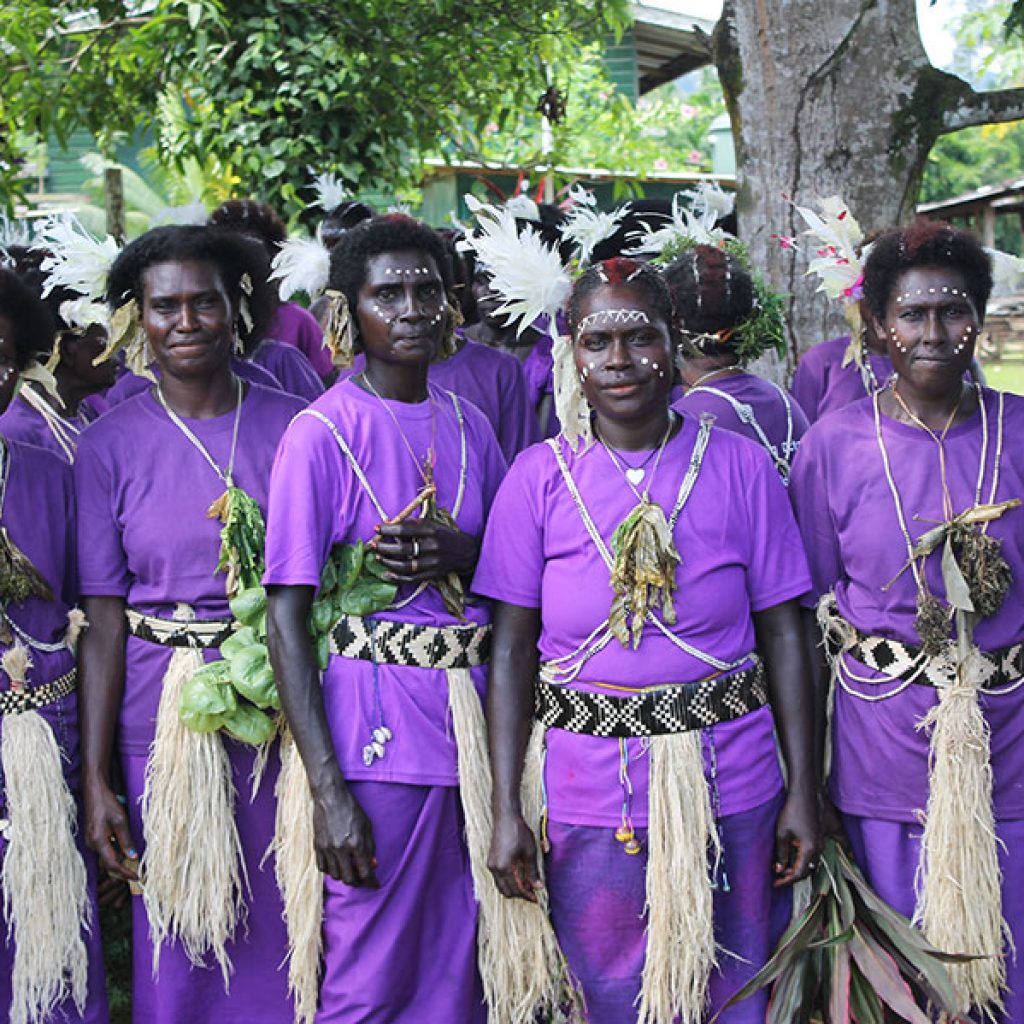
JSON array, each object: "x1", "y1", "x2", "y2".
[
  {"x1": 268, "y1": 303, "x2": 332, "y2": 378},
  {"x1": 250, "y1": 339, "x2": 324, "y2": 404}
]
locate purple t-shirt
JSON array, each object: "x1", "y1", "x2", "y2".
[
  {"x1": 104, "y1": 356, "x2": 282, "y2": 408},
  {"x1": 268, "y1": 302, "x2": 332, "y2": 378},
  {"x1": 433, "y1": 335, "x2": 539, "y2": 464},
  {"x1": 673, "y1": 371, "x2": 809, "y2": 474},
  {"x1": 790, "y1": 335, "x2": 892, "y2": 423},
  {"x1": 790, "y1": 389, "x2": 1024, "y2": 821},
  {"x1": 0, "y1": 394, "x2": 84, "y2": 464},
  {"x1": 250, "y1": 338, "x2": 324, "y2": 404},
  {"x1": 473, "y1": 417, "x2": 811, "y2": 827},
  {"x1": 74, "y1": 384, "x2": 305, "y2": 755},
  {"x1": 263, "y1": 378, "x2": 507, "y2": 786}
]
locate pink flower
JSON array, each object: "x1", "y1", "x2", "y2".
[
  {"x1": 772, "y1": 234, "x2": 799, "y2": 250},
  {"x1": 686, "y1": 149, "x2": 702, "y2": 164},
  {"x1": 598, "y1": 91, "x2": 609, "y2": 101},
  {"x1": 484, "y1": 122, "x2": 499, "y2": 134},
  {"x1": 653, "y1": 158, "x2": 669, "y2": 171},
  {"x1": 679, "y1": 104, "x2": 697, "y2": 119},
  {"x1": 843, "y1": 274, "x2": 865, "y2": 300}
]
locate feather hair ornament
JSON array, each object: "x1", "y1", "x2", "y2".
[
  {"x1": 460, "y1": 195, "x2": 572, "y2": 335},
  {"x1": 626, "y1": 182, "x2": 734, "y2": 259},
  {"x1": 58, "y1": 297, "x2": 109, "y2": 334},
  {"x1": 504, "y1": 194, "x2": 541, "y2": 223},
  {"x1": 33, "y1": 217, "x2": 119, "y2": 302},
  {"x1": 308, "y1": 170, "x2": 348, "y2": 211},
  {"x1": 270, "y1": 237, "x2": 331, "y2": 302},
  {"x1": 560, "y1": 186, "x2": 630, "y2": 265}
]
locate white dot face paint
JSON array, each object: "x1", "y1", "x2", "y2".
[{"x1": 576, "y1": 308, "x2": 651, "y2": 332}]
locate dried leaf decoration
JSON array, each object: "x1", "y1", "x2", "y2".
[
  {"x1": 608, "y1": 497, "x2": 680, "y2": 648},
  {"x1": 714, "y1": 837, "x2": 974, "y2": 1024},
  {"x1": 94, "y1": 297, "x2": 153, "y2": 380},
  {"x1": 0, "y1": 526, "x2": 55, "y2": 605},
  {"x1": 322, "y1": 289, "x2": 355, "y2": 370}
]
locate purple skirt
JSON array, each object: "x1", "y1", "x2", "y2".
[
  {"x1": 545, "y1": 792, "x2": 789, "y2": 1024},
  {"x1": 317, "y1": 781, "x2": 485, "y2": 1023},
  {"x1": 844, "y1": 812, "x2": 1024, "y2": 1024},
  {"x1": 122, "y1": 741, "x2": 291, "y2": 1024},
  {"x1": 0, "y1": 694, "x2": 109, "y2": 1023}
]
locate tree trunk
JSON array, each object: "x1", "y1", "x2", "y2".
[{"x1": 712, "y1": 0, "x2": 1024, "y2": 378}]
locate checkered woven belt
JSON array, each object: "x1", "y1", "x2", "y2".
[
  {"x1": 126, "y1": 609, "x2": 234, "y2": 650},
  {"x1": 0, "y1": 668, "x2": 76, "y2": 716},
  {"x1": 534, "y1": 659, "x2": 767, "y2": 737},
  {"x1": 824, "y1": 618, "x2": 1024, "y2": 690},
  {"x1": 329, "y1": 614, "x2": 491, "y2": 669}
]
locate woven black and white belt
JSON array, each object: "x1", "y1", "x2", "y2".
[
  {"x1": 329, "y1": 614, "x2": 491, "y2": 670},
  {"x1": 534, "y1": 659, "x2": 767, "y2": 738},
  {"x1": 824, "y1": 618, "x2": 1024, "y2": 690},
  {"x1": 126, "y1": 608, "x2": 234, "y2": 650},
  {"x1": 0, "y1": 668, "x2": 76, "y2": 716}
]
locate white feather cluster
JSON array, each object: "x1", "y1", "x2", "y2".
[
  {"x1": 33, "y1": 217, "x2": 119, "y2": 302},
  {"x1": 58, "y1": 297, "x2": 109, "y2": 332},
  {"x1": 504, "y1": 194, "x2": 541, "y2": 222},
  {"x1": 791, "y1": 195, "x2": 865, "y2": 303},
  {"x1": 626, "y1": 183, "x2": 734, "y2": 258},
  {"x1": 150, "y1": 201, "x2": 209, "y2": 227},
  {"x1": 308, "y1": 170, "x2": 348, "y2": 211},
  {"x1": 271, "y1": 237, "x2": 331, "y2": 301},
  {"x1": 560, "y1": 186, "x2": 629, "y2": 264},
  {"x1": 460, "y1": 195, "x2": 571, "y2": 335}
]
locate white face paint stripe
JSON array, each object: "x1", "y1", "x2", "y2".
[
  {"x1": 383, "y1": 267, "x2": 433, "y2": 276},
  {"x1": 576, "y1": 309, "x2": 651, "y2": 331}
]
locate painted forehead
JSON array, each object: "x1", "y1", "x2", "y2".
[
  {"x1": 894, "y1": 285, "x2": 969, "y2": 303},
  {"x1": 366, "y1": 251, "x2": 440, "y2": 279},
  {"x1": 576, "y1": 308, "x2": 652, "y2": 332}
]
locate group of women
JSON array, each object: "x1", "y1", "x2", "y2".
[{"x1": 0, "y1": 200, "x2": 1020, "y2": 1024}]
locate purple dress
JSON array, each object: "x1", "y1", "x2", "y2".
[
  {"x1": 250, "y1": 339, "x2": 324, "y2": 404},
  {"x1": 673, "y1": 371, "x2": 809, "y2": 478},
  {"x1": 0, "y1": 440, "x2": 108, "y2": 1023},
  {"x1": 473, "y1": 419, "x2": 811, "y2": 1023},
  {"x1": 0, "y1": 393, "x2": 89, "y2": 464},
  {"x1": 789, "y1": 335, "x2": 892, "y2": 423},
  {"x1": 103, "y1": 356, "x2": 282, "y2": 408},
  {"x1": 269, "y1": 303, "x2": 332, "y2": 378},
  {"x1": 790, "y1": 389, "x2": 1024, "y2": 1023},
  {"x1": 75, "y1": 383, "x2": 304, "y2": 1024},
  {"x1": 263, "y1": 378, "x2": 506, "y2": 1023}
]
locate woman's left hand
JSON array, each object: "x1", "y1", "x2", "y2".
[
  {"x1": 374, "y1": 519, "x2": 479, "y2": 583},
  {"x1": 773, "y1": 788, "x2": 821, "y2": 886}
]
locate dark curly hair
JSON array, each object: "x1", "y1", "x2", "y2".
[
  {"x1": 0, "y1": 267, "x2": 57, "y2": 369},
  {"x1": 320, "y1": 200, "x2": 375, "y2": 250},
  {"x1": 568, "y1": 257, "x2": 677, "y2": 342},
  {"x1": 662, "y1": 245, "x2": 754, "y2": 340},
  {"x1": 328, "y1": 214, "x2": 454, "y2": 336},
  {"x1": 863, "y1": 219, "x2": 992, "y2": 321},
  {"x1": 209, "y1": 199, "x2": 288, "y2": 249},
  {"x1": 105, "y1": 225, "x2": 278, "y2": 353}
]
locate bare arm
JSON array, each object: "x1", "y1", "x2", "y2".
[
  {"x1": 79, "y1": 595, "x2": 137, "y2": 881},
  {"x1": 753, "y1": 599, "x2": 822, "y2": 886},
  {"x1": 486, "y1": 601, "x2": 543, "y2": 902},
  {"x1": 266, "y1": 583, "x2": 378, "y2": 888}
]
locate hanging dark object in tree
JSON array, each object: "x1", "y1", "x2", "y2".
[{"x1": 536, "y1": 85, "x2": 567, "y2": 124}]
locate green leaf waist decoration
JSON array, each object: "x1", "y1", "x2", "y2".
[
  {"x1": 608, "y1": 497, "x2": 680, "y2": 649},
  {"x1": 0, "y1": 526, "x2": 55, "y2": 606}
]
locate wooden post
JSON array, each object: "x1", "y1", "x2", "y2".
[
  {"x1": 982, "y1": 204, "x2": 996, "y2": 250},
  {"x1": 104, "y1": 167, "x2": 126, "y2": 244}
]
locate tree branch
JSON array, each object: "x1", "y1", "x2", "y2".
[{"x1": 941, "y1": 81, "x2": 1024, "y2": 134}]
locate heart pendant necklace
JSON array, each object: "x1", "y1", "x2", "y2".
[
  {"x1": 598, "y1": 414, "x2": 676, "y2": 501},
  {"x1": 625, "y1": 467, "x2": 646, "y2": 487}
]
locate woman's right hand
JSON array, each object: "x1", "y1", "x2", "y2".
[
  {"x1": 83, "y1": 779, "x2": 139, "y2": 883},
  {"x1": 488, "y1": 811, "x2": 543, "y2": 902},
  {"x1": 312, "y1": 777, "x2": 380, "y2": 888}
]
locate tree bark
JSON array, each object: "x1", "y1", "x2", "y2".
[{"x1": 712, "y1": 0, "x2": 1024, "y2": 376}]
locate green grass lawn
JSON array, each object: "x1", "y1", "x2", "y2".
[{"x1": 982, "y1": 359, "x2": 1024, "y2": 395}]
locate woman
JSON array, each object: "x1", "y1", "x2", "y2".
[
  {"x1": 790, "y1": 219, "x2": 1024, "y2": 1021},
  {"x1": 664, "y1": 244, "x2": 809, "y2": 484},
  {"x1": 474, "y1": 257, "x2": 819, "y2": 1023},
  {"x1": 75, "y1": 226, "x2": 303, "y2": 1023},
  {"x1": 0, "y1": 267, "x2": 109, "y2": 1024},
  {"x1": 264, "y1": 214, "x2": 506, "y2": 1023}
]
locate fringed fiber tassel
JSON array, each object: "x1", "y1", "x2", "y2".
[
  {"x1": 447, "y1": 670, "x2": 569, "y2": 1024},
  {"x1": 64, "y1": 608, "x2": 88, "y2": 652},
  {"x1": 552, "y1": 336, "x2": 592, "y2": 452},
  {"x1": 1, "y1": 652, "x2": 90, "y2": 1024},
  {"x1": 141, "y1": 608, "x2": 245, "y2": 984},
  {"x1": 915, "y1": 633, "x2": 1009, "y2": 1018},
  {"x1": 815, "y1": 592, "x2": 852, "y2": 778},
  {"x1": 273, "y1": 728, "x2": 322, "y2": 1024},
  {"x1": 638, "y1": 732, "x2": 718, "y2": 1024}
]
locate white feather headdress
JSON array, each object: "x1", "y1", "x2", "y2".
[
  {"x1": 33, "y1": 217, "x2": 119, "y2": 302},
  {"x1": 150, "y1": 201, "x2": 209, "y2": 228},
  {"x1": 790, "y1": 195, "x2": 865, "y2": 304},
  {"x1": 308, "y1": 170, "x2": 348, "y2": 211},
  {"x1": 460, "y1": 195, "x2": 571, "y2": 335},
  {"x1": 58, "y1": 297, "x2": 109, "y2": 333},
  {"x1": 626, "y1": 182, "x2": 734, "y2": 258},
  {"x1": 270, "y1": 237, "x2": 331, "y2": 302},
  {"x1": 560, "y1": 186, "x2": 629, "y2": 265}
]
